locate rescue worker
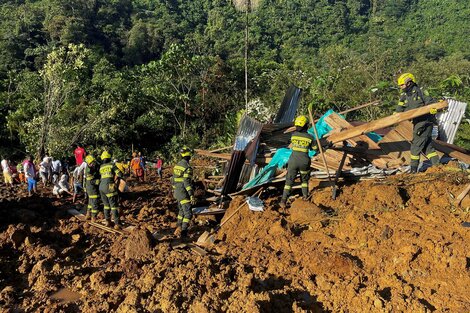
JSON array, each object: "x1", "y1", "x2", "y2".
[
  {"x1": 85, "y1": 155, "x2": 100, "y2": 221},
  {"x1": 99, "y1": 151, "x2": 123, "y2": 229},
  {"x1": 396, "y1": 73, "x2": 440, "y2": 173},
  {"x1": 172, "y1": 146, "x2": 196, "y2": 238},
  {"x1": 280, "y1": 115, "x2": 316, "y2": 208}
]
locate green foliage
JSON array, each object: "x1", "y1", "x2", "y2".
[{"x1": 1, "y1": 0, "x2": 470, "y2": 160}]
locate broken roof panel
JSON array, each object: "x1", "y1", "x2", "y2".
[
  {"x1": 437, "y1": 99, "x2": 467, "y2": 144},
  {"x1": 274, "y1": 85, "x2": 302, "y2": 124},
  {"x1": 222, "y1": 114, "x2": 264, "y2": 196}
]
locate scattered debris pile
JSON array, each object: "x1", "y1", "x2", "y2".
[
  {"x1": 2, "y1": 166, "x2": 470, "y2": 312},
  {"x1": 196, "y1": 90, "x2": 468, "y2": 202}
]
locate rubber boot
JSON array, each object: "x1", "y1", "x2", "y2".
[
  {"x1": 105, "y1": 219, "x2": 112, "y2": 227},
  {"x1": 112, "y1": 210, "x2": 120, "y2": 228},
  {"x1": 181, "y1": 221, "x2": 190, "y2": 238},
  {"x1": 104, "y1": 209, "x2": 111, "y2": 222},
  {"x1": 410, "y1": 166, "x2": 418, "y2": 174}
]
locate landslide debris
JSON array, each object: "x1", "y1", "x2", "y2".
[{"x1": 0, "y1": 165, "x2": 469, "y2": 312}]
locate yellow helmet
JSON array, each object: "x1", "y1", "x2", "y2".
[
  {"x1": 180, "y1": 146, "x2": 193, "y2": 157},
  {"x1": 85, "y1": 155, "x2": 95, "y2": 164},
  {"x1": 397, "y1": 73, "x2": 415, "y2": 86},
  {"x1": 101, "y1": 151, "x2": 111, "y2": 160},
  {"x1": 294, "y1": 115, "x2": 308, "y2": 127}
]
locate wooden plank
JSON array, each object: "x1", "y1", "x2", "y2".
[
  {"x1": 393, "y1": 121, "x2": 413, "y2": 141},
  {"x1": 67, "y1": 208, "x2": 132, "y2": 235},
  {"x1": 194, "y1": 149, "x2": 232, "y2": 160},
  {"x1": 433, "y1": 140, "x2": 470, "y2": 164},
  {"x1": 209, "y1": 146, "x2": 232, "y2": 153},
  {"x1": 434, "y1": 139, "x2": 470, "y2": 155},
  {"x1": 324, "y1": 113, "x2": 396, "y2": 169},
  {"x1": 326, "y1": 113, "x2": 381, "y2": 150},
  {"x1": 378, "y1": 129, "x2": 411, "y2": 165},
  {"x1": 455, "y1": 183, "x2": 470, "y2": 206},
  {"x1": 327, "y1": 101, "x2": 448, "y2": 143}
]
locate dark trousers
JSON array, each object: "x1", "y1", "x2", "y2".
[
  {"x1": 174, "y1": 188, "x2": 192, "y2": 231},
  {"x1": 282, "y1": 156, "x2": 310, "y2": 200},
  {"x1": 99, "y1": 182, "x2": 119, "y2": 224},
  {"x1": 410, "y1": 123, "x2": 439, "y2": 171}
]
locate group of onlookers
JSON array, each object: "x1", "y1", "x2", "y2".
[
  {"x1": 1, "y1": 144, "x2": 87, "y2": 197},
  {"x1": 1, "y1": 144, "x2": 164, "y2": 197}
]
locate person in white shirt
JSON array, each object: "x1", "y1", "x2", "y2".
[
  {"x1": 39, "y1": 156, "x2": 52, "y2": 187},
  {"x1": 51, "y1": 158, "x2": 62, "y2": 184},
  {"x1": 1, "y1": 157, "x2": 14, "y2": 188},
  {"x1": 53, "y1": 171, "x2": 73, "y2": 198}
]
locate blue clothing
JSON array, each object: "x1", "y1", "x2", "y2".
[
  {"x1": 74, "y1": 182, "x2": 83, "y2": 194},
  {"x1": 27, "y1": 177, "x2": 37, "y2": 192}
]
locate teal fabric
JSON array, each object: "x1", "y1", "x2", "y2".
[{"x1": 242, "y1": 109, "x2": 382, "y2": 190}]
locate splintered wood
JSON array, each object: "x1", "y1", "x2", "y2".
[{"x1": 195, "y1": 99, "x2": 469, "y2": 184}]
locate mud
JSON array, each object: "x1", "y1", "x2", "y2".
[{"x1": 0, "y1": 164, "x2": 469, "y2": 312}]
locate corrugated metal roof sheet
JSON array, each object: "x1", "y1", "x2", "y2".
[
  {"x1": 274, "y1": 85, "x2": 302, "y2": 124},
  {"x1": 222, "y1": 114, "x2": 264, "y2": 195},
  {"x1": 437, "y1": 99, "x2": 467, "y2": 144}
]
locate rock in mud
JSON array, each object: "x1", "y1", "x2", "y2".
[
  {"x1": 289, "y1": 199, "x2": 322, "y2": 225},
  {"x1": 124, "y1": 227, "x2": 155, "y2": 261},
  {"x1": 0, "y1": 286, "x2": 16, "y2": 305},
  {"x1": 10, "y1": 228, "x2": 28, "y2": 248}
]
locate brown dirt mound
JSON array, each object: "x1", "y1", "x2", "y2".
[
  {"x1": 289, "y1": 198, "x2": 323, "y2": 224},
  {"x1": 123, "y1": 227, "x2": 155, "y2": 261},
  {"x1": 1, "y1": 169, "x2": 470, "y2": 312},
  {"x1": 215, "y1": 170, "x2": 470, "y2": 312}
]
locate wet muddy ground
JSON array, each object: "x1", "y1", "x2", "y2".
[{"x1": 1, "y1": 164, "x2": 469, "y2": 312}]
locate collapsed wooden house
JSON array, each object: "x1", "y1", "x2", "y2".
[{"x1": 195, "y1": 87, "x2": 469, "y2": 201}]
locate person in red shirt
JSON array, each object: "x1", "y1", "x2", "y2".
[
  {"x1": 156, "y1": 156, "x2": 163, "y2": 179},
  {"x1": 73, "y1": 143, "x2": 86, "y2": 166}
]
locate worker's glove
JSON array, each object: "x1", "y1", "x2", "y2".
[
  {"x1": 109, "y1": 183, "x2": 115, "y2": 192},
  {"x1": 94, "y1": 179, "x2": 100, "y2": 185},
  {"x1": 190, "y1": 195, "x2": 197, "y2": 205},
  {"x1": 429, "y1": 108, "x2": 438, "y2": 115}
]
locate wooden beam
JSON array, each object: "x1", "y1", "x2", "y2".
[
  {"x1": 434, "y1": 139, "x2": 470, "y2": 155},
  {"x1": 455, "y1": 183, "x2": 470, "y2": 206},
  {"x1": 433, "y1": 140, "x2": 470, "y2": 164},
  {"x1": 194, "y1": 149, "x2": 232, "y2": 160},
  {"x1": 209, "y1": 146, "x2": 233, "y2": 153},
  {"x1": 283, "y1": 101, "x2": 381, "y2": 134},
  {"x1": 327, "y1": 101, "x2": 448, "y2": 143}
]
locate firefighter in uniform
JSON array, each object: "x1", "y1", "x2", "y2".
[
  {"x1": 172, "y1": 146, "x2": 195, "y2": 238},
  {"x1": 396, "y1": 73, "x2": 440, "y2": 173},
  {"x1": 84, "y1": 155, "x2": 100, "y2": 222},
  {"x1": 99, "y1": 151, "x2": 123, "y2": 229},
  {"x1": 280, "y1": 115, "x2": 316, "y2": 208}
]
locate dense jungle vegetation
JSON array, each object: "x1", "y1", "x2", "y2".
[{"x1": 1, "y1": 0, "x2": 469, "y2": 159}]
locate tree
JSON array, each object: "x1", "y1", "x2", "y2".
[{"x1": 35, "y1": 43, "x2": 90, "y2": 157}]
